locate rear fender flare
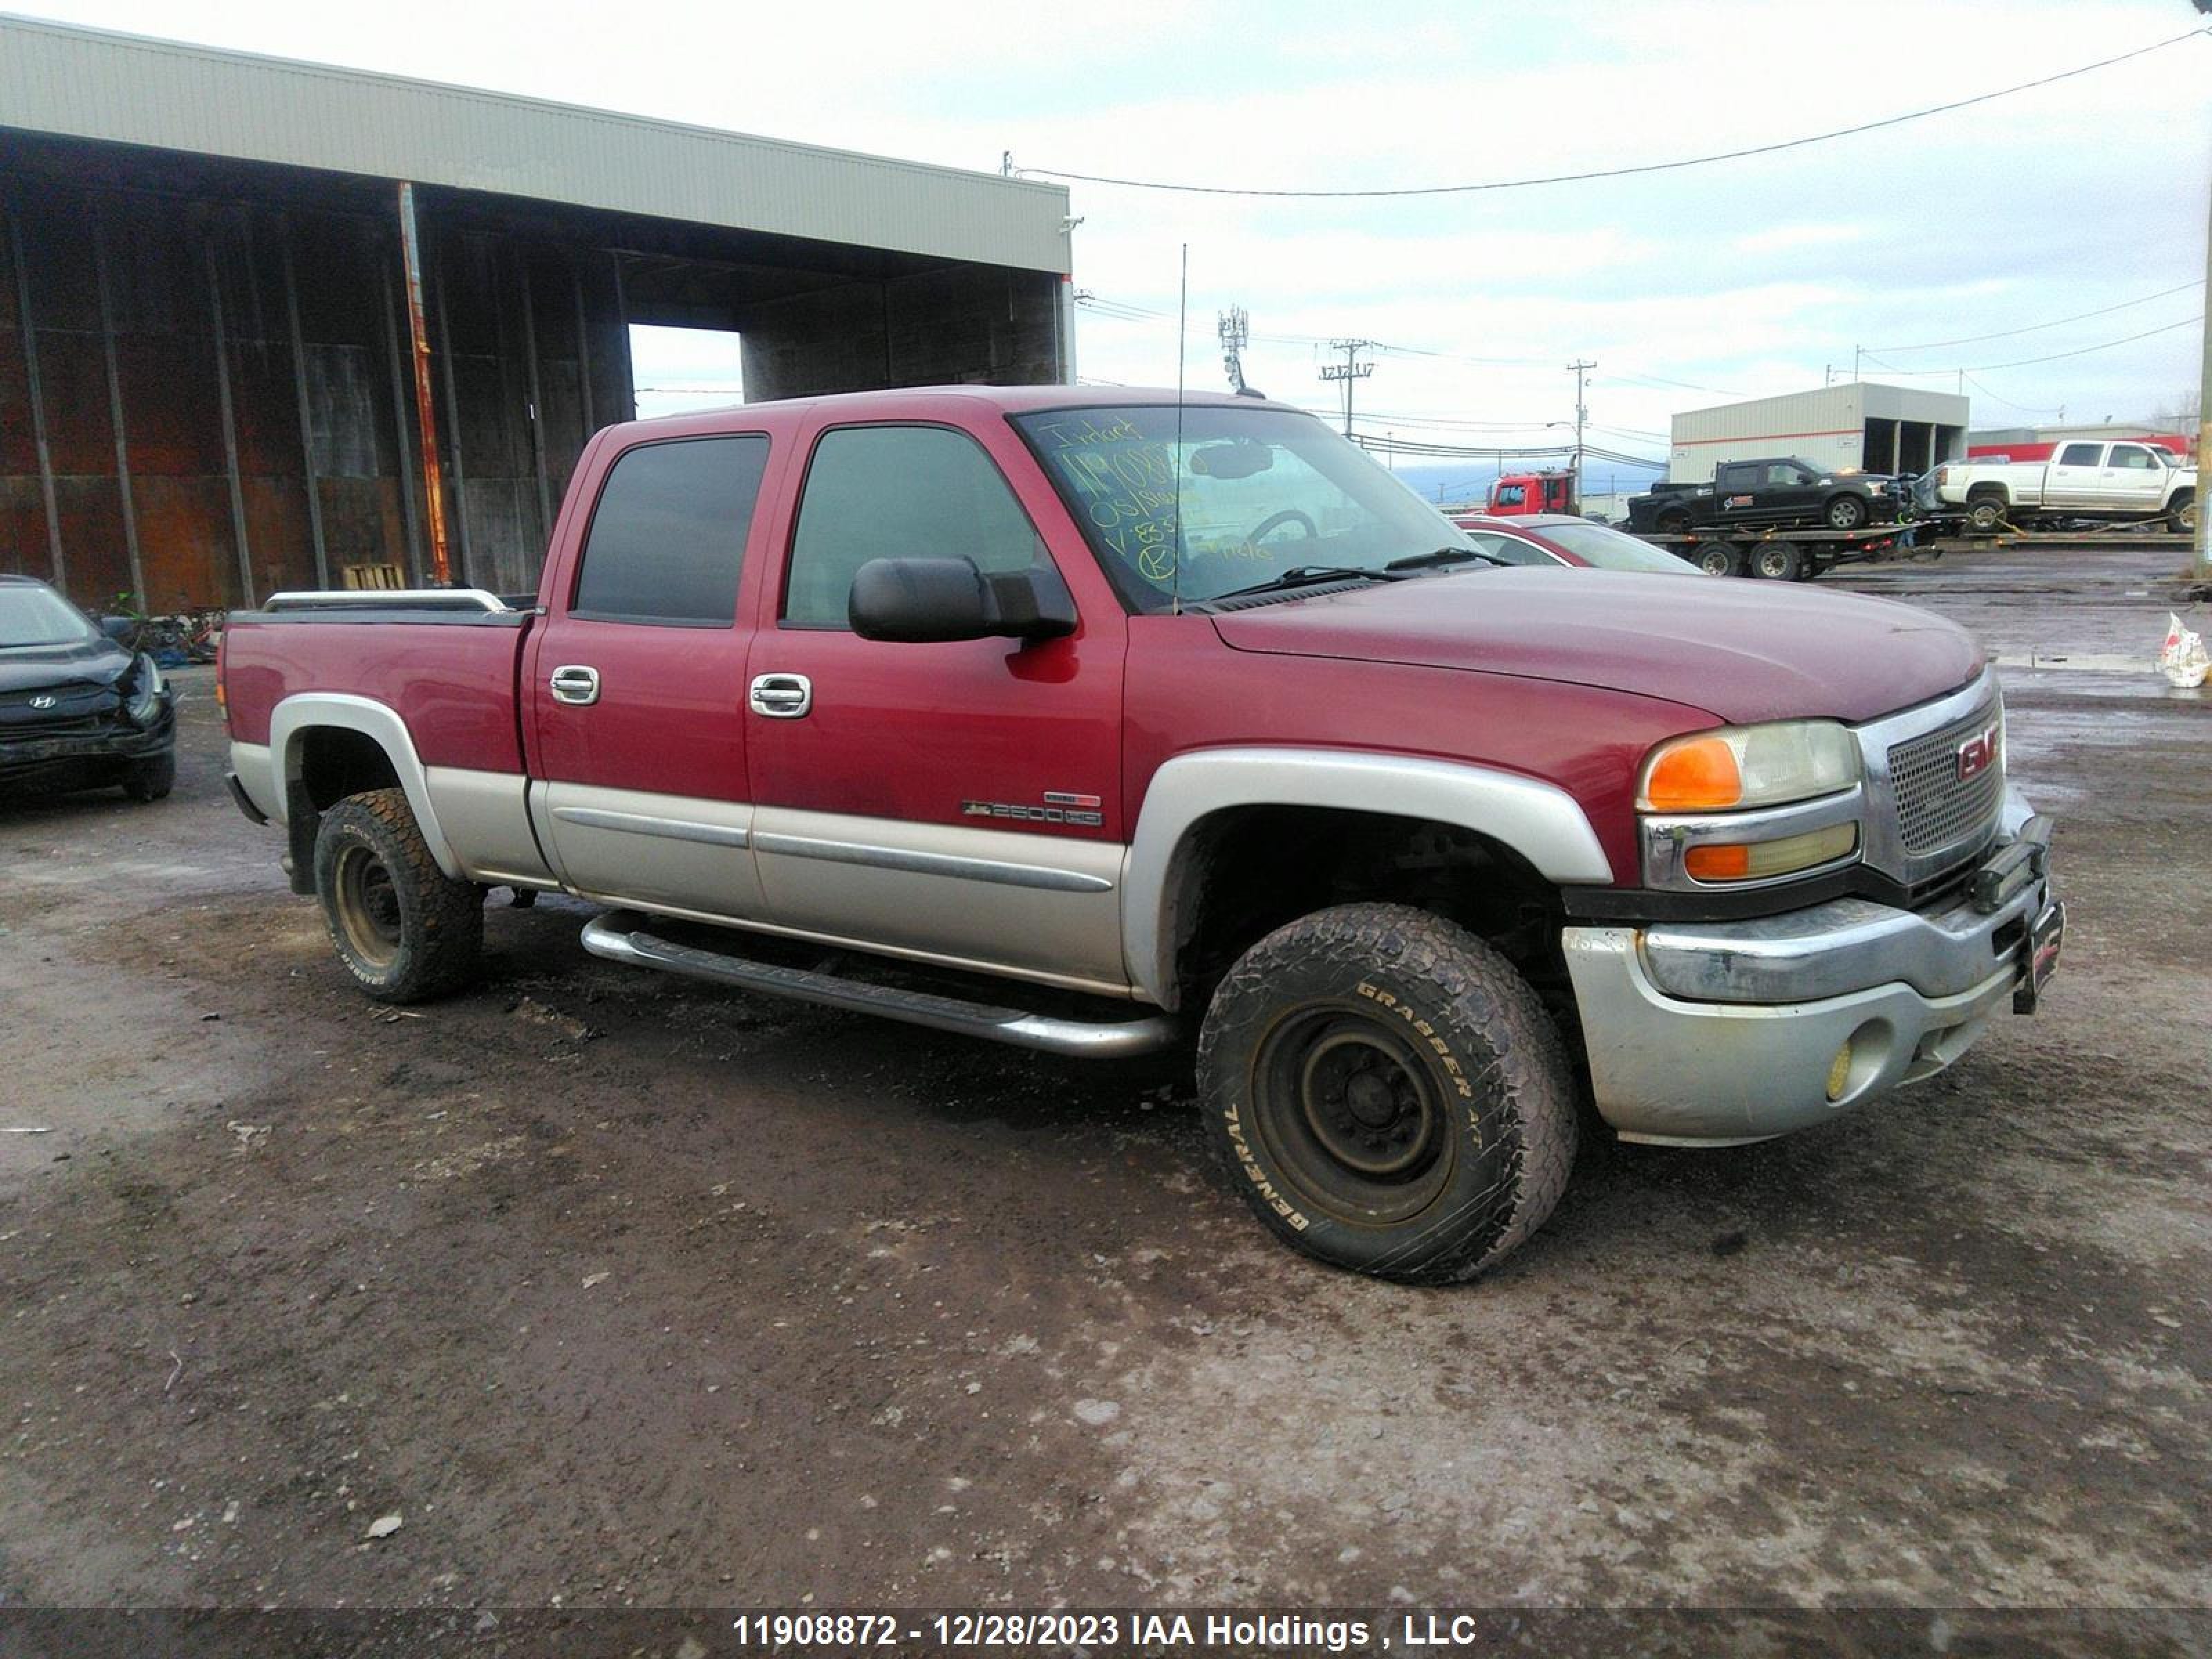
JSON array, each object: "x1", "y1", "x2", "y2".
[
  {"x1": 268, "y1": 693, "x2": 465, "y2": 881},
  {"x1": 1123, "y1": 747, "x2": 1615, "y2": 1009}
]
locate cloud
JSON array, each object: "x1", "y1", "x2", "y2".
[{"x1": 21, "y1": 0, "x2": 2206, "y2": 444}]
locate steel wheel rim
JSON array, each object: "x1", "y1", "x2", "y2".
[
  {"x1": 335, "y1": 843, "x2": 402, "y2": 968},
  {"x1": 1698, "y1": 547, "x2": 1730, "y2": 575},
  {"x1": 1757, "y1": 547, "x2": 1790, "y2": 579},
  {"x1": 1250, "y1": 1002, "x2": 1452, "y2": 1226}
]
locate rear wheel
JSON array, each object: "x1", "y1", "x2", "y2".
[
  {"x1": 1196, "y1": 903, "x2": 1577, "y2": 1284},
  {"x1": 312, "y1": 787, "x2": 482, "y2": 1003},
  {"x1": 1750, "y1": 541, "x2": 1806, "y2": 581},
  {"x1": 1692, "y1": 542, "x2": 1743, "y2": 577},
  {"x1": 1824, "y1": 495, "x2": 1866, "y2": 531},
  {"x1": 1966, "y1": 496, "x2": 2006, "y2": 534}
]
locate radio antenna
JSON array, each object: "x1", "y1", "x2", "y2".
[{"x1": 1172, "y1": 242, "x2": 1188, "y2": 617}]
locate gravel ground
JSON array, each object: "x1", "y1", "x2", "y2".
[{"x1": 0, "y1": 545, "x2": 2206, "y2": 1631}]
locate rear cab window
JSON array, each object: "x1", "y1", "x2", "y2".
[{"x1": 570, "y1": 435, "x2": 771, "y2": 626}]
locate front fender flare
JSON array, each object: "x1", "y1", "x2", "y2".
[
  {"x1": 267, "y1": 693, "x2": 465, "y2": 881},
  {"x1": 1122, "y1": 747, "x2": 1614, "y2": 1009}
]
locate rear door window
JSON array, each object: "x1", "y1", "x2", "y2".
[
  {"x1": 2056, "y1": 443, "x2": 2101, "y2": 467},
  {"x1": 571, "y1": 435, "x2": 771, "y2": 626}
]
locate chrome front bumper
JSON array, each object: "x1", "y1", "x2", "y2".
[{"x1": 1564, "y1": 790, "x2": 2056, "y2": 1147}]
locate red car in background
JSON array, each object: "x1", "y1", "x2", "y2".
[{"x1": 1447, "y1": 513, "x2": 1694, "y2": 574}]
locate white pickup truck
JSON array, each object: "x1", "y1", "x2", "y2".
[{"x1": 1923, "y1": 440, "x2": 2196, "y2": 534}]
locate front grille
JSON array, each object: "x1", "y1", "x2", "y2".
[
  {"x1": 0, "y1": 684, "x2": 117, "y2": 734},
  {"x1": 1888, "y1": 700, "x2": 2003, "y2": 855}
]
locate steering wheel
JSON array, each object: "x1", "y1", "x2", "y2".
[{"x1": 1248, "y1": 508, "x2": 1319, "y2": 545}]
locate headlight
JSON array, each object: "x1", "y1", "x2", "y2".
[
  {"x1": 1639, "y1": 720, "x2": 1859, "y2": 812},
  {"x1": 125, "y1": 654, "x2": 167, "y2": 727}
]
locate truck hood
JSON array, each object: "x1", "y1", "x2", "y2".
[{"x1": 1208, "y1": 569, "x2": 1985, "y2": 725}]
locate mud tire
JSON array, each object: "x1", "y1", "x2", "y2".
[
  {"x1": 1196, "y1": 903, "x2": 1577, "y2": 1284},
  {"x1": 312, "y1": 787, "x2": 482, "y2": 1004},
  {"x1": 1966, "y1": 496, "x2": 2006, "y2": 534}
]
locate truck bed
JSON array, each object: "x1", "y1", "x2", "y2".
[{"x1": 222, "y1": 590, "x2": 535, "y2": 778}]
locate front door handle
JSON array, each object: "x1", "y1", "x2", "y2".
[
  {"x1": 749, "y1": 673, "x2": 812, "y2": 719},
  {"x1": 550, "y1": 664, "x2": 601, "y2": 706}
]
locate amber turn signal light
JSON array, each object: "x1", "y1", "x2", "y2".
[
  {"x1": 1683, "y1": 843, "x2": 1751, "y2": 880},
  {"x1": 1642, "y1": 735, "x2": 1742, "y2": 812}
]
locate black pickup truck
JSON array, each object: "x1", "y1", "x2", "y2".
[{"x1": 1627, "y1": 457, "x2": 1906, "y2": 535}]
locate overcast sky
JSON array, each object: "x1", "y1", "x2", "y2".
[{"x1": 22, "y1": 0, "x2": 2210, "y2": 471}]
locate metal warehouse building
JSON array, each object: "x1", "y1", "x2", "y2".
[
  {"x1": 0, "y1": 16, "x2": 1074, "y2": 608},
  {"x1": 1668, "y1": 382, "x2": 1969, "y2": 484}
]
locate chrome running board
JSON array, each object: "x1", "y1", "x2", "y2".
[{"x1": 579, "y1": 911, "x2": 1180, "y2": 1059}]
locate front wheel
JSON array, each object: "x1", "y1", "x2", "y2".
[
  {"x1": 312, "y1": 787, "x2": 483, "y2": 1003},
  {"x1": 120, "y1": 752, "x2": 175, "y2": 802},
  {"x1": 1824, "y1": 495, "x2": 1867, "y2": 532},
  {"x1": 2171, "y1": 492, "x2": 2196, "y2": 536},
  {"x1": 1196, "y1": 903, "x2": 1578, "y2": 1284}
]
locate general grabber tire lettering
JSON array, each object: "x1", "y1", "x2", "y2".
[
  {"x1": 1196, "y1": 903, "x2": 1577, "y2": 1284},
  {"x1": 312, "y1": 787, "x2": 483, "y2": 1004}
]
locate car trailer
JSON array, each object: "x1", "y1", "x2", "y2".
[{"x1": 1635, "y1": 524, "x2": 1941, "y2": 581}]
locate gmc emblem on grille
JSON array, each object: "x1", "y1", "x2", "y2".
[{"x1": 1957, "y1": 722, "x2": 2000, "y2": 782}]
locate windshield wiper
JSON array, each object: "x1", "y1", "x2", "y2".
[
  {"x1": 1385, "y1": 545, "x2": 1513, "y2": 572},
  {"x1": 1204, "y1": 564, "x2": 1414, "y2": 603}
]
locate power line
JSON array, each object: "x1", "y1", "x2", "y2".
[
  {"x1": 1959, "y1": 373, "x2": 2062, "y2": 416},
  {"x1": 1862, "y1": 314, "x2": 2201, "y2": 375},
  {"x1": 1019, "y1": 28, "x2": 2206, "y2": 198},
  {"x1": 1868, "y1": 280, "x2": 2203, "y2": 353}
]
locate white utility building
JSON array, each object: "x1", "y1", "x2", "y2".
[{"x1": 1668, "y1": 383, "x2": 1969, "y2": 483}]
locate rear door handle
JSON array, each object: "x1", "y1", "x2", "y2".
[
  {"x1": 550, "y1": 664, "x2": 601, "y2": 706},
  {"x1": 749, "y1": 673, "x2": 812, "y2": 718}
]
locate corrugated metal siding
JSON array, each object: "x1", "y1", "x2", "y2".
[
  {"x1": 1669, "y1": 387, "x2": 1864, "y2": 482},
  {"x1": 0, "y1": 16, "x2": 1073, "y2": 275}
]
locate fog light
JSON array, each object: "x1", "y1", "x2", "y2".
[
  {"x1": 1684, "y1": 822, "x2": 1857, "y2": 883},
  {"x1": 1825, "y1": 1042, "x2": 1854, "y2": 1102}
]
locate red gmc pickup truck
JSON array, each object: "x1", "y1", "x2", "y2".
[{"x1": 221, "y1": 386, "x2": 2063, "y2": 1284}]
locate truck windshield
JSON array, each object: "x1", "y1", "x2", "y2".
[
  {"x1": 0, "y1": 585, "x2": 100, "y2": 650},
  {"x1": 1012, "y1": 404, "x2": 1479, "y2": 610}
]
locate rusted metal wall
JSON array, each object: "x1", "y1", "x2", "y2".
[
  {"x1": 2, "y1": 133, "x2": 1058, "y2": 611},
  {"x1": 0, "y1": 160, "x2": 632, "y2": 610},
  {"x1": 740, "y1": 264, "x2": 1062, "y2": 404}
]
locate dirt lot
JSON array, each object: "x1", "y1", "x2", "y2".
[{"x1": 1, "y1": 546, "x2": 2207, "y2": 1625}]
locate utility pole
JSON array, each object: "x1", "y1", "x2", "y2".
[
  {"x1": 1566, "y1": 359, "x2": 1594, "y2": 498},
  {"x1": 2197, "y1": 17, "x2": 2212, "y2": 577},
  {"x1": 1320, "y1": 339, "x2": 1375, "y2": 437},
  {"x1": 1218, "y1": 307, "x2": 1250, "y2": 395}
]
